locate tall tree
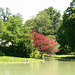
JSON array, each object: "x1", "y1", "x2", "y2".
[
  {"x1": 57, "y1": 0, "x2": 75, "y2": 53},
  {"x1": 25, "y1": 7, "x2": 62, "y2": 37},
  {"x1": 0, "y1": 7, "x2": 11, "y2": 22},
  {"x1": 63, "y1": 0, "x2": 75, "y2": 52},
  {"x1": 25, "y1": 11, "x2": 55, "y2": 35},
  {"x1": 0, "y1": 14, "x2": 33, "y2": 57},
  {"x1": 44, "y1": 7, "x2": 62, "y2": 33},
  {"x1": 56, "y1": 25, "x2": 71, "y2": 54}
]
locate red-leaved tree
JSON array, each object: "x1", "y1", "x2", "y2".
[{"x1": 27, "y1": 30, "x2": 59, "y2": 56}]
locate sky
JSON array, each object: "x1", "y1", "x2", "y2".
[{"x1": 0, "y1": 0, "x2": 72, "y2": 23}]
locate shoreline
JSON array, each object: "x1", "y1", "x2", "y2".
[
  {"x1": 0, "y1": 56, "x2": 43, "y2": 63},
  {"x1": 51, "y1": 55, "x2": 75, "y2": 59}
]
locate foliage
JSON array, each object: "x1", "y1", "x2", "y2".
[
  {"x1": 25, "y1": 11, "x2": 54, "y2": 35},
  {"x1": 25, "y1": 7, "x2": 62, "y2": 37},
  {"x1": 56, "y1": 25, "x2": 71, "y2": 54},
  {"x1": 0, "y1": 7, "x2": 11, "y2": 22},
  {"x1": 44, "y1": 7, "x2": 62, "y2": 32},
  {"x1": 30, "y1": 50, "x2": 41, "y2": 58},
  {"x1": 57, "y1": 0, "x2": 75, "y2": 54},
  {"x1": 28, "y1": 30, "x2": 59, "y2": 57},
  {"x1": 0, "y1": 8, "x2": 34, "y2": 57},
  {"x1": 0, "y1": 49, "x2": 5, "y2": 56},
  {"x1": 63, "y1": 0, "x2": 75, "y2": 52},
  {"x1": 34, "y1": 53, "x2": 41, "y2": 59},
  {"x1": 70, "y1": 52, "x2": 75, "y2": 55},
  {"x1": 30, "y1": 52, "x2": 34, "y2": 58},
  {"x1": 0, "y1": 15, "x2": 23, "y2": 44}
]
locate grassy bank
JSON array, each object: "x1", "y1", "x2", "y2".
[
  {"x1": 0, "y1": 56, "x2": 42, "y2": 63},
  {"x1": 52, "y1": 55, "x2": 75, "y2": 57},
  {"x1": 51, "y1": 55, "x2": 75, "y2": 60}
]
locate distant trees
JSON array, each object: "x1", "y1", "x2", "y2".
[
  {"x1": 57, "y1": 0, "x2": 75, "y2": 54},
  {"x1": 25, "y1": 11, "x2": 53, "y2": 35},
  {"x1": 25, "y1": 7, "x2": 62, "y2": 37},
  {"x1": 0, "y1": 7, "x2": 11, "y2": 22},
  {"x1": 44, "y1": 7, "x2": 62, "y2": 32}
]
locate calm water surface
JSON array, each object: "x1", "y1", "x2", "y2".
[{"x1": 0, "y1": 59, "x2": 75, "y2": 75}]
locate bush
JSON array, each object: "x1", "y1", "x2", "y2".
[
  {"x1": 30, "y1": 52, "x2": 34, "y2": 58},
  {"x1": 70, "y1": 52, "x2": 75, "y2": 55},
  {"x1": 30, "y1": 50, "x2": 41, "y2": 58},
  {"x1": 0, "y1": 50, "x2": 5, "y2": 56},
  {"x1": 34, "y1": 51, "x2": 41, "y2": 58},
  {"x1": 34, "y1": 53, "x2": 41, "y2": 58}
]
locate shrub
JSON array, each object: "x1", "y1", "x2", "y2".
[
  {"x1": 70, "y1": 52, "x2": 75, "y2": 55},
  {"x1": 29, "y1": 30, "x2": 59, "y2": 55},
  {"x1": 30, "y1": 52, "x2": 34, "y2": 58},
  {"x1": 30, "y1": 50, "x2": 41, "y2": 58},
  {"x1": 0, "y1": 50, "x2": 5, "y2": 56},
  {"x1": 34, "y1": 53, "x2": 41, "y2": 58},
  {"x1": 34, "y1": 50, "x2": 41, "y2": 58}
]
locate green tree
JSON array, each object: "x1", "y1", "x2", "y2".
[
  {"x1": 57, "y1": 0, "x2": 75, "y2": 54},
  {"x1": 0, "y1": 19, "x2": 5, "y2": 33},
  {"x1": 56, "y1": 25, "x2": 71, "y2": 54},
  {"x1": 0, "y1": 15, "x2": 23, "y2": 44},
  {"x1": 0, "y1": 7, "x2": 11, "y2": 22},
  {"x1": 0, "y1": 13, "x2": 33, "y2": 57},
  {"x1": 44, "y1": 7, "x2": 62, "y2": 33},
  {"x1": 63, "y1": 0, "x2": 75, "y2": 52},
  {"x1": 25, "y1": 11, "x2": 54, "y2": 35},
  {"x1": 25, "y1": 7, "x2": 62, "y2": 41}
]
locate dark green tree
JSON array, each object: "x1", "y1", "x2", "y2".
[
  {"x1": 57, "y1": 0, "x2": 75, "y2": 54},
  {"x1": 63, "y1": 0, "x2": 75, "y2": 52},
  {"x1": 56, "y1": 25, "x2": 71, "y2": 54}
]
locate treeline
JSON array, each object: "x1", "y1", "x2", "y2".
[
  {"x1": 0, "y1": 0, "x2": 75, "y2": 57},
  {"x1": 25, "y1": 7, "x2": 62, "y2": 39}
]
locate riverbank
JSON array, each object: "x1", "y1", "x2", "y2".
[
  {"x1": 52, "y1": 55, "x2": 75, "y2": 57},
  {"x1": 0, "y1": 56, "x2": 42, "y2": 63},
  {"x1": 43, "y1": 55, "x2": 75, "y2": 61},
  {"x1": 0, "y1": 55, "x2": 75, "y2": 63},
  {"x1": 51, "y1": 55, "x2": 75, "y2": 59}
]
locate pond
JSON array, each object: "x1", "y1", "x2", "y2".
[{"x1": 0, "y1": 59, "x2": 75, "y2": 75}]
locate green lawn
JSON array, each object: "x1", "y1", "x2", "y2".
[{"x1": 0, "y1": 56, "x2": 42, "y2": 63}]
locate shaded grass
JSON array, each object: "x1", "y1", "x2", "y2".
[
  {"x1": 51, "y1": 55, "x2": 75, "y2": 60},
  {"x1": 0, "y1": 56, "x2": 42, "y2": 62},
  {"x1": 52, "y1": 55, "x2": 75, "y2": 57}
]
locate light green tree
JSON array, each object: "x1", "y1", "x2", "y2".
[
  {"x1": 25, "y1": 11, "x2": 54, "y2": 35},
  {"x1": 25, "y1": 7, "x2": 62, "y2": 39},
  {"x1": 44, "y1": 7, "x2": 62, "y2": 33},
  {"x1": 0, "y1": 13, "x2": 33, "y2": 57}
]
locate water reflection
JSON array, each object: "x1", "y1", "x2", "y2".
[
  {"x1": 0, "y1": 59, "x2": 75, "y2": 75},
  {"x1": 58, "y1": 61, "x2": 75, "y2": 75}
]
